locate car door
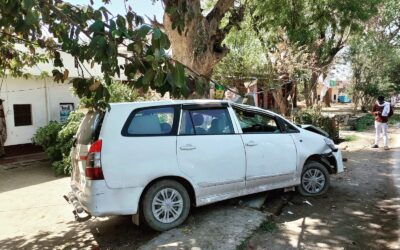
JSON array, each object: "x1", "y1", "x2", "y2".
[
  {"x1": 176, "y1": 104, "x2": 246, "y2": 199},
  {"x1": 232, "y1": 106, "x2": 297, "y2": 188}
]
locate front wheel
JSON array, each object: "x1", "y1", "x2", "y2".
[
  {"x1": 141, "y1": 180, "x2": 190, "y2": 231},
  {"x1": 297, "y1": 161, "x2": 330, "y2": 196}
]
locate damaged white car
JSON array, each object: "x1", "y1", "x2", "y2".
[{"x1": 67, "y1": 100, "x2": 344, "y2": 231}]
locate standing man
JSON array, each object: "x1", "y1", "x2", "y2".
[
  {"x1": 371, "y1": 96, "x2": 391, "y2": 150},
  {"x1": 0, "y1": 99, "x2": 6, "y2": 157}
]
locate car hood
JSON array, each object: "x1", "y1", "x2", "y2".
[{"x1": 299, "y1": 124, "x2": 329, "y2": 138}]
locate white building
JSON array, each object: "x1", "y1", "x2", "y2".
[{"x1": 0, "y1": 51, "x2": 102, "y2": 147}]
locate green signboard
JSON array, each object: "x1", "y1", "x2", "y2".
[
  {"x1": 329, "y1": 79, "x2": 337, "y2": 87},
  {"x1": 215, "y1": 84, "x2": 225, "y2": 99}
]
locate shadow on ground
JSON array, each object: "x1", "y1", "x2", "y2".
[
  {"x1": 0, "y1": 216, "x2": 158, "y2": 250},
  {"x1": 249, "y1": 147, "x2": 400, "y2": 249},
  {"x1": 0, "y1": 160, "x2": 55, "y2": 193}
]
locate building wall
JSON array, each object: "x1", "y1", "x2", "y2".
[
  {"x1": 317, "y1": 85, "x2": 340, "y2": 102},
  {"x1": 0, "y1": 77, "x2": 79, "y2": 146}
]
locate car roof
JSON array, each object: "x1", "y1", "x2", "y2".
[
  {"x1": 109, "y1": 99, "x2": 230, "y2": 107},
  {"x1": 109, "y1": 99, "x2": 277, "y2": 116}
]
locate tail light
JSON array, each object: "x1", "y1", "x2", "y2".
[{"x1": 85, "y1": 139, "x2": 104, "y2": 180}]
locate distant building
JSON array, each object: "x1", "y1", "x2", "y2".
[{"x1": 0, "y1": 50, "x2": 102, "y2": 149}]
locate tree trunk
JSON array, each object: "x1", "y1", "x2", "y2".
[
  {"x1": 304, "y1": 81, "x2": 312, "y2": 107},
  {"x1": 272, "y1": 87, "x2": 289, "y2": 116},
  {"x1": 352, "y1": 92, "x2": 360, "y2": 112},
  {"x1": 312, "y1": 83, "x2": 318, "y2": 105},
  {"x1": 292, "y1": 81, "x2": 297, "y2": 108},
  {"x1": 324, "y1": 88, "x2": 331, "y2": 107},
  {"x1": 305, "y1": 72, "x2": 319, "y2": 106},
  {"x1": 163, "y1": 0, "x2": 237, "y2": 79}
]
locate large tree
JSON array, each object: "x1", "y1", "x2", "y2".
[
  {"x1": 162, "y1": 0, "x2": 246, "y2": 78},
  {"x1": 250, "y1": 0, "x2": 381, "y2": 107},
  {"x1": 0, "y1": 0, "x2": 245, "y2": 108},
  {"x1": 348, "y1": 0, "x2": 400, "y2": 111}
]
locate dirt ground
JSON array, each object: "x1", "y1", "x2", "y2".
[
  {"x1": 0, "y1": 127, "x2": 399, "y2": 249},
  {"x1": 0, "y1": 161, "x2": 158, "y2": 250},
  {"x1": 247, "y1": 128, "x2": 400, "y2": 249}
]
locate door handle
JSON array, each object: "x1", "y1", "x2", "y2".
[
  {"x1": 179, "y1": 144, "x2": 196, "y2": 150},
  {"x1": 245, "y1": 141, "x2": 258, "y2": 147}
]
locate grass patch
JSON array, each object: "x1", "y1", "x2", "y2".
[
  {"x1": 257, "y1": 220, "x2": 278, "y2": 233},
  {"x1": 236, "y1": 237, "x2": 251, "y2": 250},
  {"x1": 343, "y1": 134, "x2": 359, "y2": 142},
  {"x1": 236, "y1": 220, "x2": 278, "y2": 250}
]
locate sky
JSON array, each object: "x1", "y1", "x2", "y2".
[{"x1": 67, "y1": 0, "x2": 164, "y2": 22}]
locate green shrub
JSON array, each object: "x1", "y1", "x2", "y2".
[
  {"x1": 389, "y1": 113, "x2": 400, "y2": 125},
  {"x1": 33, "y1": 111, "x2": 84, "y2": 176},
  {"x1": 293, "y1": 108, "x2": 339, "y2": 142},
  {"x1": 32, "y1": 121, "x2": 63, "y2": 161},
  {"x1": 354, "y1": 114, "x2": 375, "y2": 131}
]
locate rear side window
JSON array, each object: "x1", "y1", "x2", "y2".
[
  {"x1": 76, "y1": 111, "x2": 104, "y2": 144},
  {"x1": 124, "y1": 107, "x2": 175, "y2": 136},
  {"x1": 179, "y1": 108, "x2": 234, "y2": 135}
]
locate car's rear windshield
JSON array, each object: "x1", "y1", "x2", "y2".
[{"x1": 76, "y1": 110, "x2": 104, "y2": 144}]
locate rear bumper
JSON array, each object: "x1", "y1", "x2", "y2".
[{"x1": 70, "y1": 180, "x2": 144, "y2": 216}]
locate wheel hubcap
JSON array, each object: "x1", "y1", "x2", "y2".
[
  {"x1": 302, "y1": 168, "x2": 326, "y2": 194},
  {"x1": 152, "y1": 188, "x2": 184, "y2": 224}
]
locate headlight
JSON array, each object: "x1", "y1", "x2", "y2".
[{"x1": 324, "y1": 138, "x2": 338, "y2": 152}]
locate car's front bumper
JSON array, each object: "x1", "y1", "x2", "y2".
[{"x1": 333, "y1": 150, "x2": 344, "y2": 173}]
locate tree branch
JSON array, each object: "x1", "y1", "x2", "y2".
[
  {"x1": 206, "y1": 0, "x2": 235, "y2": 24},
  {"x1": 146, "y1": 15, "x2": 165, "y2": 29}
]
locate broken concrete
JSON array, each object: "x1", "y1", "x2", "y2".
[
  {"x1": 138, "y1": 206, "x2": 266, "y2": 250},
  {"x1": 241, "y1": 193, "x2": 269, "y2": 209}
]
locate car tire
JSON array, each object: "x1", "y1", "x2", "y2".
[
  {"x1": 297, "y1": 161, "x2": 330, "y2": 196},
  {"x1": 141, "y1": 180, "x2": 190, "y2": 231}
]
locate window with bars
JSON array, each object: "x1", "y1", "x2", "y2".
[{"x1": 14, "y1": 104, "x2": 32, "y2": 126}]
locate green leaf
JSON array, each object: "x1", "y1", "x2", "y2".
[
  {"x1": 109, "y1": 20, "x2": 117, "y2": 31},
  {"x1": 94, "y1": 10, "x2": 102, "y2": 20},
  {"x1": 142, "y1": 69, "x2": 155, "y2": 85},
  {"x1": 54, "y1": 58, "x2": 63, "y2": 67},
  {"x1": 116, "y1": 15, "x2": 126, "y2": 29},
  {"x1": 154, "y1": 71, "x2": 166, "y2": 87},
  {"x1": 89, "y1": 20, "x2": 104, "y2": 33},
  {"x1": 137, "y1": 25, "x2": 151, "y2": 38},
  {"x1": 25, "y1": 11, "x2": 38, "y2": 26},
  {"x1": 111, "y1": 30, "x2": 122, "y2": 38},
  {"x1": 144, "y1": 55, "x2": 155, "y2": 62},
  {"x1": 22, "y1": 0, "x2": 33, "y2": 10},
  {"x1": 124, "y1": 63, "x2": 137, "y2": 79},
  {"x1": 159, "y1": 33, "x2": 171, "y2": 49},
  {"x1": 172, "y1": 62, "x2": 185, "y2": 88},
  {"x1": 134, "y1": 76, "x2": 144, "y2": 88},
  {"x1": 153, "y1": 28, "x2": 162, "y2": 40},
  {"x1": 127, "y1": 11, "x2": 135, "y2": 25},
  {"x1": 154, "y1": 49, "x2": 163, "y2": 61}
]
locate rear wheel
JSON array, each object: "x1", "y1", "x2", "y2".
[
  {"x1": 297, "y1": 161, "x2": 330, "y2": 196},
  {"x1": 141, "y1": 180, "x2": 190, "y2": 231}
]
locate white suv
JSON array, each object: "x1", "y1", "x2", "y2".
[{"x1": 68, "y1": 100, "x2": 343, "y2": 231}]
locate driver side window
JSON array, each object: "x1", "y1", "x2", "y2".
[{"x1": 234, "y1": 108, "x2": 281, "y2": 134}]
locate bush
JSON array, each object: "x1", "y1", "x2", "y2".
[
  {"x1": 33, "y1": 111, "x2": 84, "y2": 176},
  {"x1": 354, "y1": 114, "x2": 375, "y2": 131},
  {"x1": 389, "y1": 113, "x2": 400, "y2": 125},
  {"x1": 293, "y1": 108, "x2": 339, "y2": 142},
  {"x1": 32, "y1": 121, "x2": 63, "y2": 161}
]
